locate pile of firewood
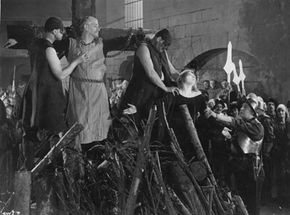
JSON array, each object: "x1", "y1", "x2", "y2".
[{"x1": 1, "y1": 105, "x2": 249, "y2": 215}]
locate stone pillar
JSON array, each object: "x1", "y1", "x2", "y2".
[{"x1": 71, "y1": 0, "x2": 96, "y2": 27}]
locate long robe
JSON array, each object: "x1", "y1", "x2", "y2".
[{"x1": 67, "y1": 38, "x2": 111, "y2": 144}]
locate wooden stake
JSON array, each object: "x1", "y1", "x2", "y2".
[
  {"x1": 31, "y1": 123, "x2": 83, "y2": 177},
  {"x1": 123, "y1": 106, "x2": 157, "y2": 215},
  {"x1": 179, "y1": 105, "x2": 227, "y2": 214}
]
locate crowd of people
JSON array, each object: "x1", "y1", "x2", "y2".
[
  {"x1": 200, "y1": 90, "x2": 290, "y2": 213},
  {"x1": 1, "y1": 15, "x2": 290, "y2": 215}
]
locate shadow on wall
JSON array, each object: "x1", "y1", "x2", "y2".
[{"x1": 240, "y1": 0, "x2": 290, "y2": 102}]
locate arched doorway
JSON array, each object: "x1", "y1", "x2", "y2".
[{"x1": 185, "y1": 48, "x2": 267, "y2": 99}]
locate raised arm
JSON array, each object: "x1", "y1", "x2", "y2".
[
  {"x1": 164, "y1": 50, "x2": 180, "y2": 81},
  {"x1": 46, "y1": 47, "x2": 87, "y2": 80}
]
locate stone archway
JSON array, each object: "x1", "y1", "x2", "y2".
[{"x1": 184, "y1": 48, "x2": 269, "y2": 99}]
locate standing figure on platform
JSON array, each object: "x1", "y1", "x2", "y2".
[
  {"x1": 5, "y1": 16, "x2": 136, "y2": 158},
  {"x1": 120, "y1": 28, "x2": 180, "y2": 125},
  {"x1": 22, "y1": 17, "x2": 87, "y2": 167},
  {"x1": 207, "y1": 79, "x2": 220, "y2": 100},
  {"x1": 21, "y1": 17, "x2": 88, "y2": 215},
  {"x1": 65, "y1": 16, "x2": 112, "y2": 156},
  {"x1": 205, "y1": 93, "x2": 264, "y2": 215},
  {"x1": 64, "y1": 16, "x2": 137, "y2": 157}
]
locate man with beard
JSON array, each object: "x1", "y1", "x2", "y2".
[
  {"x1": 120, "y1": 29, "x2": 180, "y2": 125},
  {"x1": 65, "y1": 16, "x2": 112, "y2": 156},
  {"x1": 267, "y1": 98, "x2": 278, "y2": 122}
]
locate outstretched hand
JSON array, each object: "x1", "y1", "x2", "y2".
[
  {"x1": 4, "y1": 39, "x2": 18, "y2": 48},
  {"x1": 123, "y1": 104, "x2": 137, "y2": 115}
]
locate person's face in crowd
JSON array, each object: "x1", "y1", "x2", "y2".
[
  {"x1": 214, "y1": 103, "x2": 224, "y2": 114},
  {"x1": 210, "y1": 80, "x2": 215, "y2": 89},
  {"x1": 267, "y1": 102, "x2": 276, "y2": 115},
  {"x1": 277, "y1": 108, "x2": 286, "y2": 120},
  {"x1": 230, "y1": 108, "x2": 239, "y2": 117},
  {"x1": 221, "y1": 81, "x2": 227, "y2": 89},
  {"x1": 239, "y1": 103, "x2": 254, "y2": 119},
  {"x1": 207, "y1": 100, "x2": 215, "y2": 109},
  {"x1": 220, "y1": 94, "x2": 227, "y2": 102},
  {"x1": 203, "y1": 81, "x2": 209, "y2": 90},
  {"x1": 3, "y1": 97, "x2": 9, "y2": 107},
  {"x1": 85, "y1": 17, "x2": 100, "y2": 38}
]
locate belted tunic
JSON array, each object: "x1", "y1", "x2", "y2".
[{"x1": 67, "y1": 38, "x2": 111, "y2": 144}]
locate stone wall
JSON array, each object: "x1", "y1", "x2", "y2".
[
  {"x1": 105, "y1": 0, "x2": 125, "y2": 28},
  {"x1": 143, "y1": 0, "x2": 248, "y2": 67},
  {"x1": 239, "y1": 0, "x2": 290, "y2": 103},
  {"x1": 102, "y1": 0, "x2": 132, "y2": 86},
  {"x1": 1, "y1": 0, "x2": 290, "y2": 103},
  {"x1": 0, "y1": 0, "x2": 72, "y2": 88},
  {"x1": 140, "y1": 0, "x2": 290, "y2": 103},
  {"x1": 2, "y1": 0, "x2": 71, "y2": 25}
]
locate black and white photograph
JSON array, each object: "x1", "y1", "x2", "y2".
[{"x1": 0, "y1": 0, "x2": 290, "y2": 214}]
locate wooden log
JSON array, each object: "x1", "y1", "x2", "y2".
[
  {"x1": 168, "y1": 127, "x2": 209, "y2": 215},
  {"x1": 14, "y1": 171, "x2": 31, "y2": 215},
  {"x1": 31, "y1": 123, "x2": 83, "y2": 177},
  {"x1": 160, "y1": 102, "x2": 209, "y2": 214},
  {"x1": 150, "y1": 152, "x2": 178, "y2": 215},
  {"x1": 123, "y1": 106, "x2": 157, "y2": 215},
  {"x1": 179, "y1": 104, "x2": 227, "y2": 214}
]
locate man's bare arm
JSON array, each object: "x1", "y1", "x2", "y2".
[
  {"x1": 137, "y1": 44, "x2": 169, "y2": 91},
  {"x1": 46, "y1": 47, "x2": 87, "y2": 80}
]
